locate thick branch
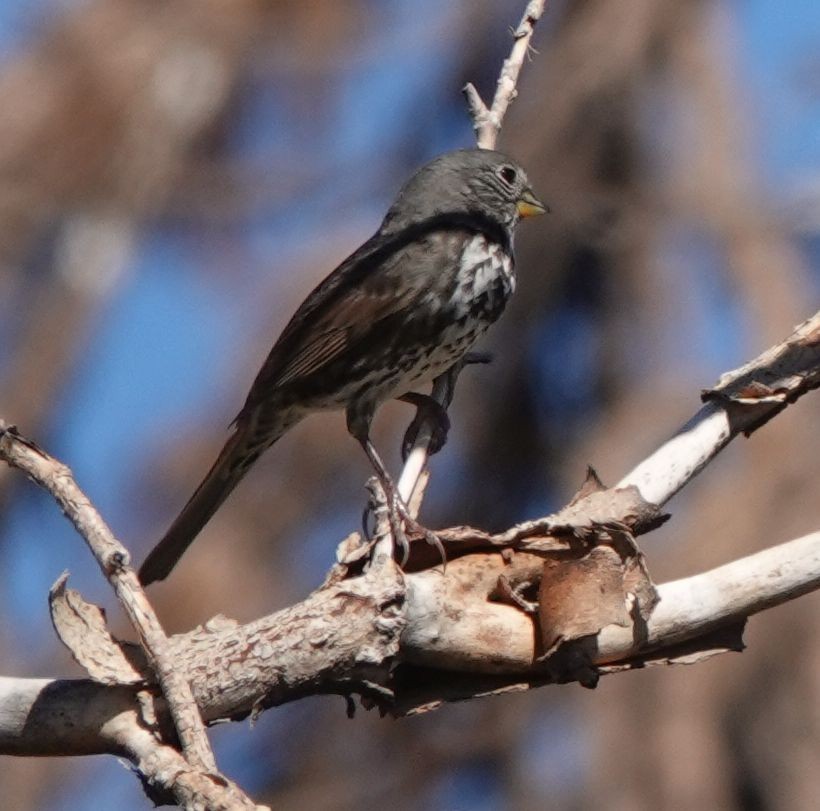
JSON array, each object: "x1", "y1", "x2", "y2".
[
  {"x1": 2, "y1": 307, "x2": 817, "y2": 696},
  {"x1": 1, "y1": 308, "x2": 816, "y2": 740},
  {"x1": 1, "y1": 529, "x2": 818, "y2": 752}
]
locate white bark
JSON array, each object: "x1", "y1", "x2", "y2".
[
  {"x1": 1, "y1": 530, "x2": 818, "y2": 746},
  {"x1": 619, "y1": 310, "x2": 820, "y2": 506}
]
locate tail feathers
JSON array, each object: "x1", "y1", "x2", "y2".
[{"x1": 139, "y1": 427, "x2": 274, "y2": 585}]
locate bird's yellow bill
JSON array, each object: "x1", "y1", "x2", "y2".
[{"x1": 516, "y1": 189, "x2": 547, "y2": 218}]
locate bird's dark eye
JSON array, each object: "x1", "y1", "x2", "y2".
[{"x1": 498, "y1": 166, "x2": 517, "y2": 185}]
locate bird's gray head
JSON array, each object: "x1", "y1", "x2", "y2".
[{"x1": 381, "y1": 149, "x2": 546, "y2": 235}]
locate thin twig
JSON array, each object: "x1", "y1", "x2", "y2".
[
  {"x1": 397, "y1": 0, "x2": 548, "y2": 508},
  {"x1": 0, "y1": 424, "x2": 218, "y2": 775},
  {"x1": 463, "y1": 0, "x2": 547, "y2": 150},
  {"x1": 397, "y1": 370, "x2": 455, "y2": 507}
]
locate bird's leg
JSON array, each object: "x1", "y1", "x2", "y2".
[
  {"x1": 361, "y1": 436, "x2": 447, "y2": 567},
  {"x1": 362, "y1": 439, "x2": 411, "y2": 565},
  {"x1": 347, "y1": 403, "x2": 446, "y2": 567},
  {"x1": 397, "y1": 392, "x2": 451, "y2": 461}
]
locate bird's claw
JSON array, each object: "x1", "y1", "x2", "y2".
[
  {"x1": 386, "y1": 497, "x2": 411, "y2": 567},
  {"x1": 389, "y1": 492, "x2": 446, "y2": 571},
  {"x1": 362, "y1": 481, "x2": 446, "y2": 570},
  {"x1": 361, "y1": 483, "x2": 411, "y2": 566},
  {"x1": 399, "y1": 392, "x2": 451, "y2": 461}
]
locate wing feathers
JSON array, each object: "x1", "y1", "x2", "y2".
[
  {"x1": 239, "y1": 219, "x2": 478, "y2": 417},
  {"x1": 275, "y1": 328, "x2": 349, "y2": 385}
]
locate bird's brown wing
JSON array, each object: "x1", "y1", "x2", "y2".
[{"x1": 238, "y1": 223, "x2": 468, "y2": 418}]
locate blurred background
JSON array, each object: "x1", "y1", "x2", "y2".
[{"x1": 0, "y1": 0, "x2": 819, "y2": 808}]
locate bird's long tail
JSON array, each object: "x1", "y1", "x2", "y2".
[{"x1": 139, "y1": 418, "x2": 291, "y2": 585}]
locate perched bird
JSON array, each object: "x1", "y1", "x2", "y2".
[{"x1": 139, "y1": 148, "x2": 545, "y2": 585}]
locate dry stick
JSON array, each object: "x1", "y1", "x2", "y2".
[
  {"x1": 617, "y1": 309, "x2": 820, "y2": 506},
  {"x1": 488, "y1": 310, "x2": 820, "y2": 547},
  {"x1": 463, "y1": 0, "x2": 547, "y2": 151},
  {"x1": 397, "y1": 370, "x2": 455, "y2": 509},
  {"x1": 397, "y1": 0, "x2": 547, "y2": 510},
  {"x1": 398, "y1": 530, "x2": 820, "y2": 683},
  {"x1": 0, "y1": 424, "x2": 217, "y2": 775},
  {"x1": 123, "y1": 722, "x2": 263, "y2": 811}
]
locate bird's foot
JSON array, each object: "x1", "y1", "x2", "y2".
[
  {"x1": 399, "y1": 501, "x2": 447, "y2": 569},
  {"x1": 398, "y1": 392, "x2": 451, "y2": 461},
  {"x1": 388, "y1": 489, "x2": 446, "y2": 570},
  {"x1": 397, "y1": 353, "x2": 492, "y2": 461},
  {"x1": 385, "y1": 496, "x2": 411, "y2": 567},
  {"x1": 362, "y1": 480, "x2": 446, "y2": 570},
  {"x1": 361, "y1": 477, "x2": 411, "y2": 566}
]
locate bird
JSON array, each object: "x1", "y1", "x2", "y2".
[{"x1": 138, "y1": 148, "x2": 545, "y2": 585}]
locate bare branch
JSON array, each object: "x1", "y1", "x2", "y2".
[
  {"x1": 0, "y1": 424, "x2": 217, "y2": 774},
  {"x1": 618, "y1": 310, "x2": 820, "y2": 505},
  {"x1": 398, "y1": 365, "x2": 459, "y2": 507},
  {"x1": 2, "y1": 311, "x2": 816, "y2": 724},
  {"x1": 464, "y1": 0, "x2": 547, "y2": 149},
  {"x1": 0, "y1": 677, "x2": 265, "y2": 809},
  {"x1": 1, "y1": 529, "x2": 818, "y2": 748},
  {"x1": 461, "y1": 82, "x2": 493, "y2": 147}
]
